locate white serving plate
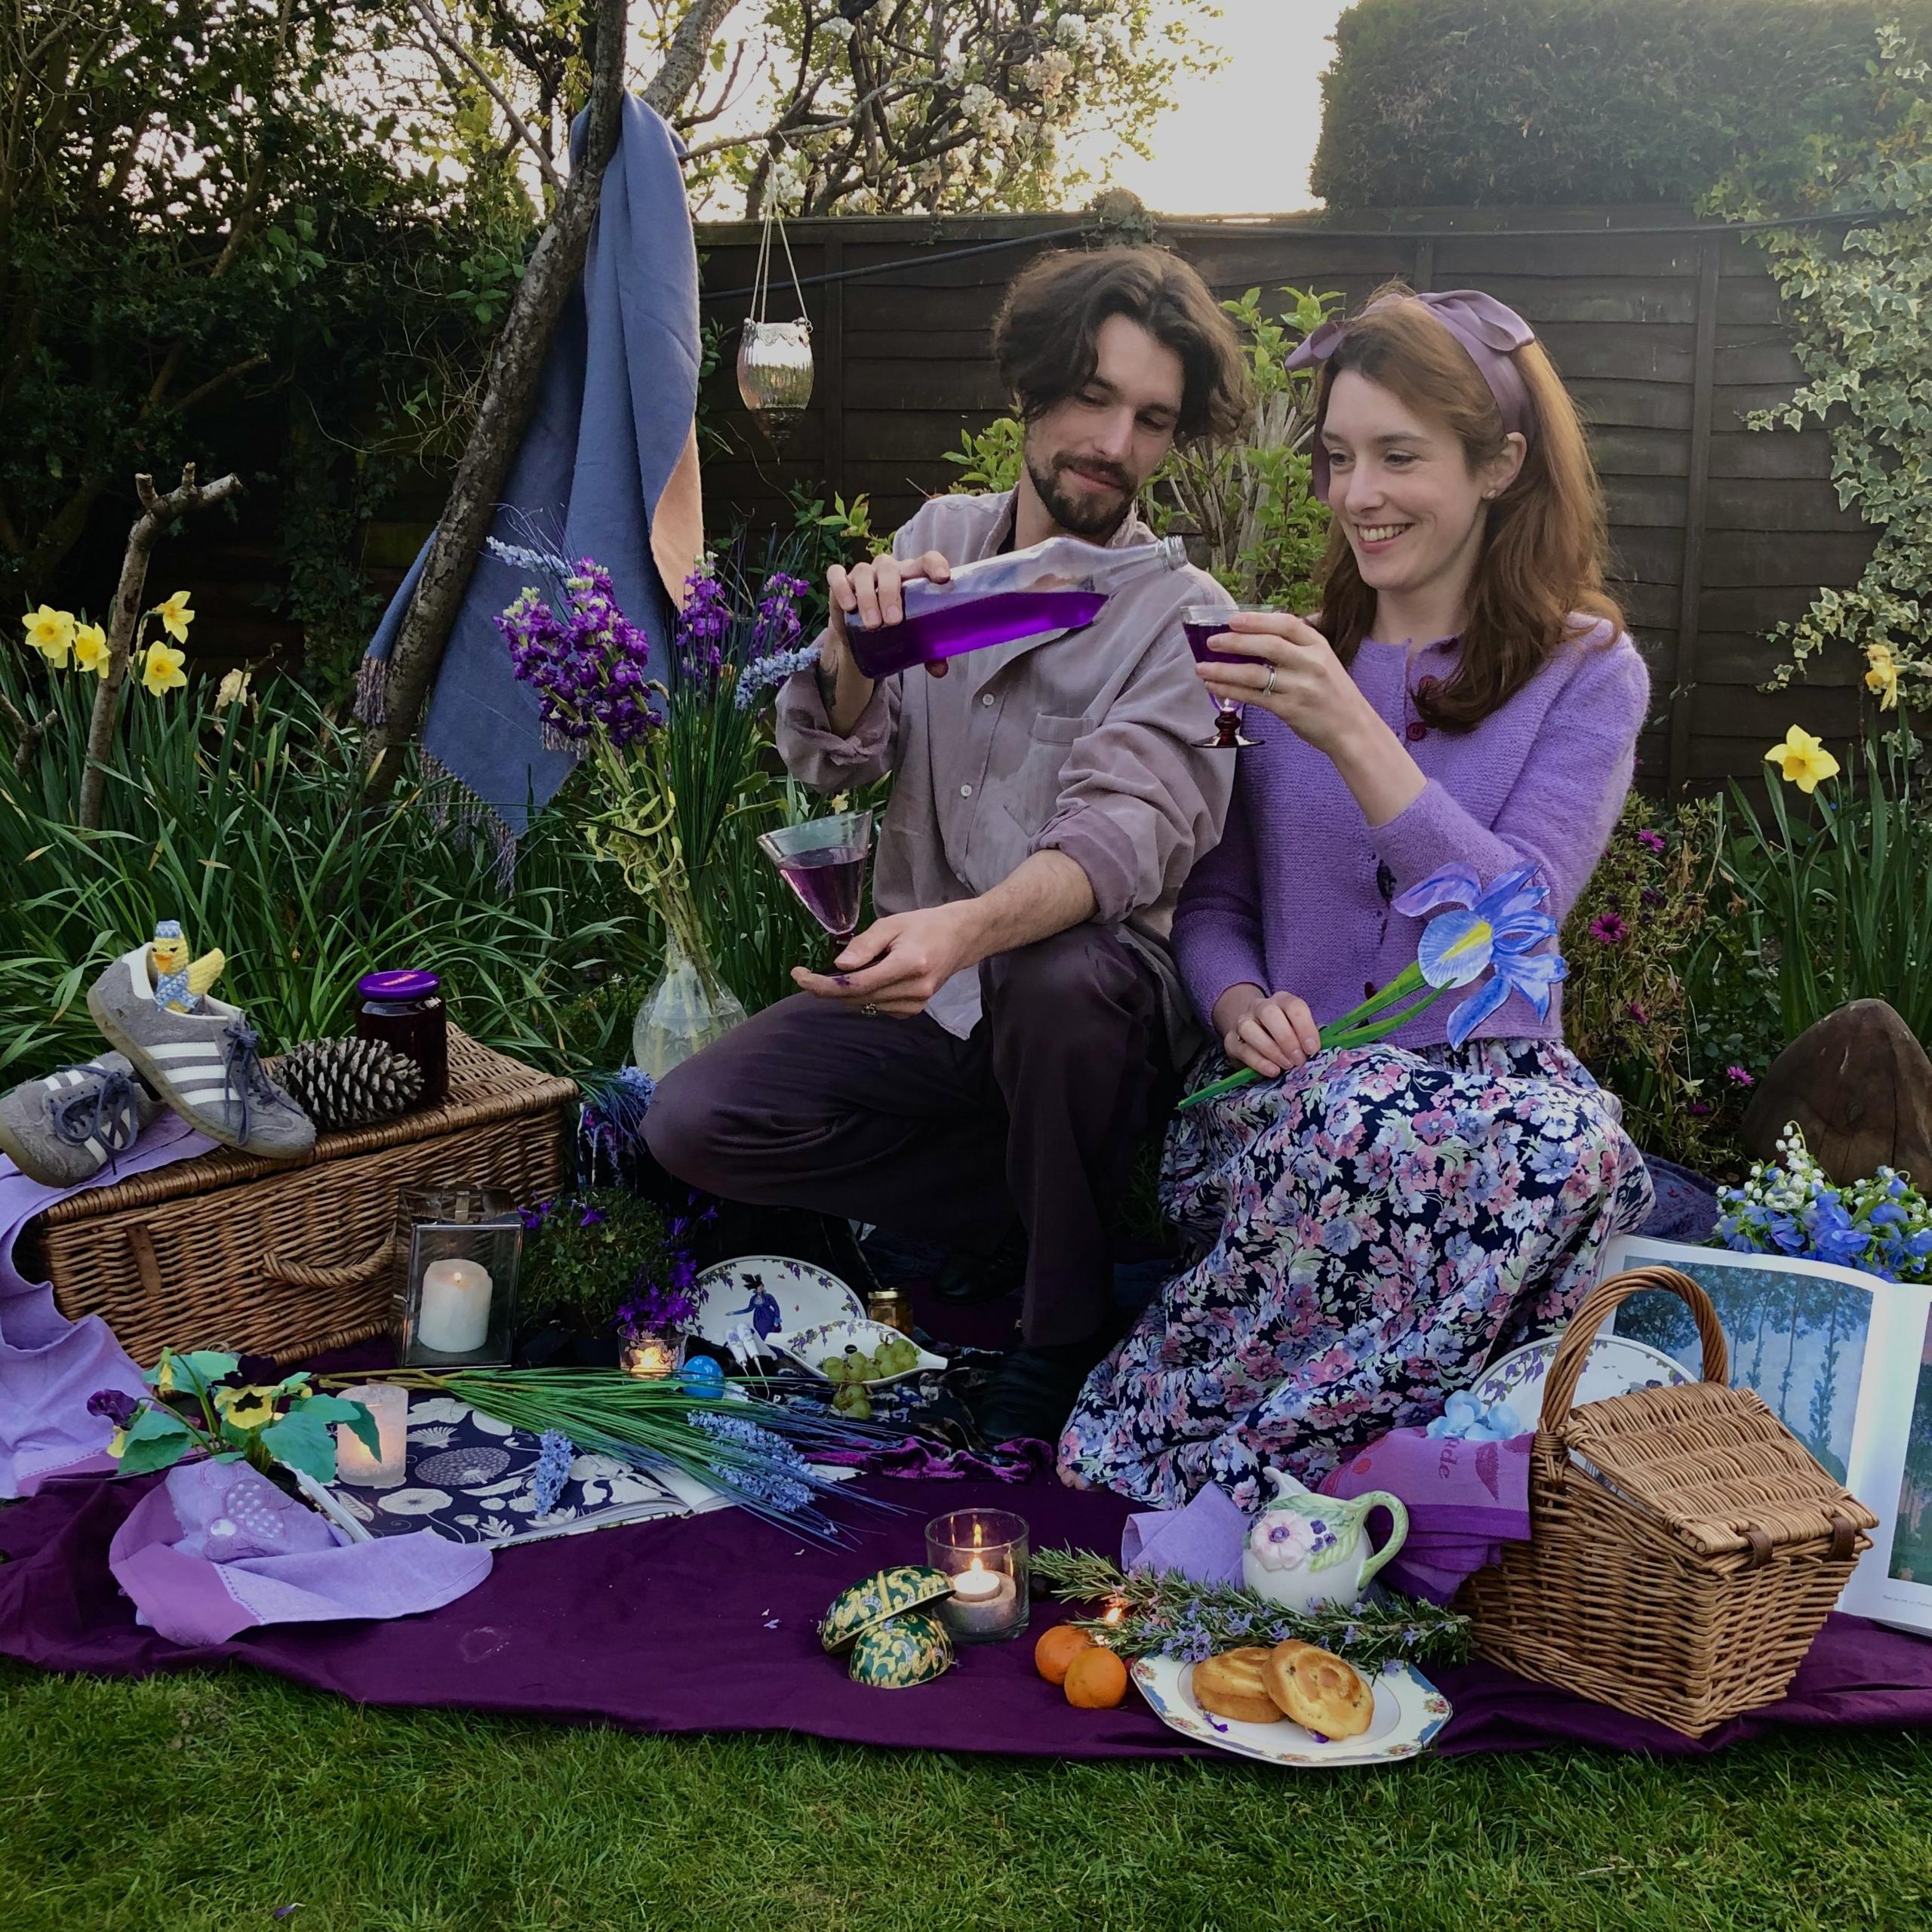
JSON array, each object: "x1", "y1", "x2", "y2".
[
  {"x1": 1471, "y1": 1331, "x2": 1692, "y2": 1428},
  {"x1": 1133, "y1": 1656, "x2": 1451, "y2": 1768},
  {"x1": 691, "y1": 1255, "x2": 866, "y2": 1355},
  {"x1": 778, "y1": 1317, "x2": 945, "y2": 1389}
]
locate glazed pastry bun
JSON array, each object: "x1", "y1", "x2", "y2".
[
  {"x1": 1263, "y1": 1640, "x2": 1374, "y2": 1740},
  {"x1": 1192, "y1": 1647, "x2": 1283, "y2": 1724}
]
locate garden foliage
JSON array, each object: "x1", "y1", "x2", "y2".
[{"x1": 1312, "y1": 0, "x2": 1932, "y2": 208}]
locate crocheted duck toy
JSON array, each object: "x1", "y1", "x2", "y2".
[{"x1": 150, "y1": 919, "x2": 226, "y2": 1014}]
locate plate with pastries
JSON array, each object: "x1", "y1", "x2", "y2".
[{"x1": 1131, "y1": 1640, "x2": 1452, "y2": 1768}]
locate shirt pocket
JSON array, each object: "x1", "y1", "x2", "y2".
[{"x1": 1009, "y1": 712, "x2": 1090, "y2": 835}]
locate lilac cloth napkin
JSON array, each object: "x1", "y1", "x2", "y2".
[
  {"x1": 107, "y1": 1460, "x2": 494, "y2": 1648},
  {"x1": 1120, "y1": 1481, "x2": 1249, "y2": 1586},
  {"x1": 1320, "y1": 1429, "x2": 1534, "y2": 1604},
  {"x1": 0, "y1": 1112, "x2": 214, "y2": 1497}
]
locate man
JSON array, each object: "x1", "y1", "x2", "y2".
[{"x1": 646, "y1": 245, "x2": 1251, "y2": 1440}]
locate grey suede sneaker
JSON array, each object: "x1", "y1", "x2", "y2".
[
  {"x1": 86, "y1": 944, "x2": 315, "y2": 1161},
  {"x1": 0, "y1": 1052, "x2": 161, "y2": 1188}
]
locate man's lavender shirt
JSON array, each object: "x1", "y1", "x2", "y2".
[{"x1": 1174, "y1": 621, "x2": 1651, "y2": 1048}]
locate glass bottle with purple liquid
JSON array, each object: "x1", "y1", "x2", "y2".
[{"x1": 848, "y1": 534, "x2": 1189, "y2": 678}]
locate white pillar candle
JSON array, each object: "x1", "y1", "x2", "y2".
[
  {"x1": 943, "y1": 1557, "x2": 1019, "y2": 1638},
  {"x1": 417, "y1": 1257, "x2": 494, "y2": 1354},
  {"x1": 334, "y1": 1383, "x2": 410, "y2": 1488}
]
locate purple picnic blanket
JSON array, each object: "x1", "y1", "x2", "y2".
[
  {"x1": 5, "y1": 1467, "x2": 1932, "y2": 1759},
  {"x1": 0, "y1": 1112, "x2": 212, "y2": 1497}
]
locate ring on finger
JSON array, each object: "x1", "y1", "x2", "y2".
[
  {"x1": 860, "y1": 1001, "x2": 880, "y2": 1017},
  {"x1": 1264, "y1": 665, "x2": 1278, "y2": 696}
]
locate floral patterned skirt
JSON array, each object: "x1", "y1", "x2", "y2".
[{"x1": 1057, "y1": 1038, "x2": 1655, "y2": 1510}]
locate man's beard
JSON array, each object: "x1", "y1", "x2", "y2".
[{"x1": 1025, "y1": 447, "x2": 1137, "y2": 540}]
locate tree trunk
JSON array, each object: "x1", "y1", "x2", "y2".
[
  {"x1": 77, "y1": 465, "x2": 243, "y2": 829},
  {"x1": 359, "y1": 0, "x2": 742, "y2": 804}
]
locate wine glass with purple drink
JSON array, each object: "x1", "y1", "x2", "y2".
[
  {"x1": 1182, "y1": 604, "x2": 1266, "y2": 750},
  {"x1": 758, "y1": 809, "x2": 875, "y2": 964}
]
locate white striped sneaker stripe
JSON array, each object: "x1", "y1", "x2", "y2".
[
  {"x1": 146, "y1": 1041, "x2": 223, "y2": 1060},
  {"x1": 160, "y1": 1064, "x2": 226, "y2": 1084},
  {"x1": 85, "y1": 1137, "x2": 105, "y2": 1161},
  {"x1": 174, "y1": 1086, "x2": 235, "y2": 1106}
]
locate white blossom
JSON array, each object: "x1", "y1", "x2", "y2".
[
  {"x1": 941, "y1": 55, "x2": 968, "y2": 88},
  {"x1": 1057, "y1": 13, "x2": 1090, "y2": 47},
  {"x1": 961, "y1": 82, "x2": 998, "y2": 123},
  {"x1": 821, "y1": 14, "x2": 855, "y2": 42}
]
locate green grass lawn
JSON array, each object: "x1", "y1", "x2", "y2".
[{"x1": 4, "y1": 1660, "x2": 1929, "y2": 1932}]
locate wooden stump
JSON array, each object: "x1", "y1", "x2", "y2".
[{"x1": 1742, "y1": 999, "x2": 1932, "y2": 1185}]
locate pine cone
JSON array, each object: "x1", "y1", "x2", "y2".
[{"x1": 277, "y1": 1035, "x2": 426, "y2": 1133}]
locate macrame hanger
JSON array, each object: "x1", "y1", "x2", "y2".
[{"x1": 749, "y1": 188, "x2": 810, "y2": 334}]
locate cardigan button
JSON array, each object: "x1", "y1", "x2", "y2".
[{"x1": 1404, "y1": 720, "x2": 1429, "y2": 743}]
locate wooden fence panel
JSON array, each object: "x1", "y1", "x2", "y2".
[{"x1": 689, "y1": 208, "x2": 1872, "y2": 793}]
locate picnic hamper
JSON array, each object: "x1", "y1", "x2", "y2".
[
  {"x1": 22, "y1": 1029, "x2": 574, "y2": 1364},
  {"x1": 1457, "y1": 1264, "x2": 1877, "y2": 1737}
]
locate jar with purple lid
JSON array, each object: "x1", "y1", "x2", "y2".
[{"x1": 355, "y1": 968, "x2": 448, "y2": 1106}]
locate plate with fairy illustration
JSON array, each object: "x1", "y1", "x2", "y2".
[
  {"x1": 691, "y1": 1255, "x2": 866, "y2": 1355},
  {"x1": 1133, "y1": 1656, "x2": 1452, "y2": 1769}
]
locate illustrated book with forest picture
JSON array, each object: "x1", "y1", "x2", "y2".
[{"x1": 1598, "y1": 1234, "x2": 1932, "y2": 1636}]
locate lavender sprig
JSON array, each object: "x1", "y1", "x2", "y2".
[{"x1": 531, "y1": 1430, "x2": 575, "y2": 1514}]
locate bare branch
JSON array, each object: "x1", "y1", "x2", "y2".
[
  {"x1": 642, "y1": 0, "x2": 746, "y2": 117},
  {"x1": 405, "y1": 0, "x2": 565, "y2": 199}
]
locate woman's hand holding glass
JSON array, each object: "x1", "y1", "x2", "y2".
[
  {"x1": 1190, "y1": 611, "x2": 1369, "y2": 756},
  {"x1": 1211, "y1": 983, "x2": 1322, "y2": 1080}
]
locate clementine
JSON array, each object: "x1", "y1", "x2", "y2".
[
  {"x1": 1034, "y1": 1624, "x2": 1094, "y2": 1686},
  {"x1": 1063, "y1": 1644, "x2": 1129, "y2": 1709}
]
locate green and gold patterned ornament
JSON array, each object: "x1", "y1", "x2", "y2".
[
  {"x1": 818, "y1": 1564, "x2": 953, "y2": 1655},
  {"x1": 847, "y1": 1610, "x2": 953, "y2": 1689}
]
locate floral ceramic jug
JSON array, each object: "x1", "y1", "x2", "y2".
[{"x1": 1241, "y1": 1467, "x2": 1410, "y2": 1613}]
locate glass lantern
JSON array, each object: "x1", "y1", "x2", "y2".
[{"x1": 393, "y1": 1186, "x2": 522, "y2": 1369}]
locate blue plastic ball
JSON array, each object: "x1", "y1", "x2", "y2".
[{"x1": 681, "y1": 1356, "x2": 726, "y2": 1389}]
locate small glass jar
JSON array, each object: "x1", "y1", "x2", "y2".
[
  {"x1": 355, "y1": 968, "x2": 448, "y2": 1106},
  {"x1": 925, "y1": 1509, "x2": 1029, "y2": 1644},
  {"x1": 866, "y1": 1288, "x2": 912, "y2": 1336}
]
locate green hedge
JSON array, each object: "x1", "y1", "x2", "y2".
[{"x1": 1312, "y1": 0, "x2": 1932, "y2": 208}]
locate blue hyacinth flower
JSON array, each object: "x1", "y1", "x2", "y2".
[{"x1": 1390, "y1": 863, "x2": 1567, "y2": 1045}]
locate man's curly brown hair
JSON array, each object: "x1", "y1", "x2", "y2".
[{"x1": 992, "y1": 246, "x2": 1254, "y2": 444}]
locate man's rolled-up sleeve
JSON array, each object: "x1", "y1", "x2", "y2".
[
  {"x1": 1032, "y1": 629, "x2": 1234, "y2": 924},
  {"x1": 776, "y1": 653, "x2": 900, "y2": 792}
]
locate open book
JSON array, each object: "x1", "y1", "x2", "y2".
[
  {"x1": 296, "y1": 1394, "x2": 731, "y2": 1549},
  {"x1": 1599, "y1": 1233, "x2": 1932, "y2": 1637}
]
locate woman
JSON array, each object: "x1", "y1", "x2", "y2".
[{"x1": 1058, "y1": 285, "x2": 1656, "y2": 1509}]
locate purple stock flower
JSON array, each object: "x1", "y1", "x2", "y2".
[{"x1": 88, "y1": 1388, "x2": 140, "y2": 1429}]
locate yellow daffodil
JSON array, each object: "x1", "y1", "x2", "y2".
[
  {"x1": 140, "y1": 641, "x2": 188, "y2": 697},
  {"x1": 214, "y1": 666, "x2": 251, "y2": 712},
  {"x1": 214, "y1": 1385, "x2": 278, "y2": 1432},
  {"x1": 153, "y1": 590, "x2": 194, "y2": 643},
  {"x1": 1764, "y1": 724, "x2": 1841, "y2": 795},
  {"x1": 1865, "y1": 644, "x2": 1900, "y2": 712},
  {"x1": 72, "y1": 622, "x2": 109, "y2": 678},
  {"x1": 21, "y1": 605, "x2": 75, "y2": 665}
]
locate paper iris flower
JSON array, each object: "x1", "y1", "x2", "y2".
[{"x1": 1389, "y1": 862, "x2": 1566, "y2": 1044}]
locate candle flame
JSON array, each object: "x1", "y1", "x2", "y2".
[
  {"x1": 973, "y1": 1520, "x2": 983, "y2": 1549},
  {"x1": 968, "y1": 1555, "x2": 985, "y2": 1575},
  {"x1": 1102, "y1": 1601, "x2": 1124, "y2": 1626}
]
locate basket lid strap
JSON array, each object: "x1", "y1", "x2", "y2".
[{"x1": 1540, "y1": 1265, "x2": 1729, "y2": 1435}]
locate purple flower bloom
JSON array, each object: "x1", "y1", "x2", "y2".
[
  {"x1": 88, "y1": 1388, "x2": 140, "y2": 1429},
  {"x1": 531, "y1": 1429, "x2": 575, "y2": 1515},
  {"x1": 1589, "y1": 913, "x2": 1628, "y2": 945},
  {"x1": 1726, "y1": 1064, "x2": 1755, "y2": 1087},
  {"x1": 1627, "y1": 1001, "x2": 1651, "y2": 1026},
  {"x1": 1637, "y1": 828, "x2": 1667, "y2": 853}
]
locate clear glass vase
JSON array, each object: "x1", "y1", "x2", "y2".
[{"x1": 632, "y1": 928, "x2": 746, "y2": 1079}]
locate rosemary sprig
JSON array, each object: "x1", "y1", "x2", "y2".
[{"x1": 1032, "y1": 1547, "x2": 1471, "y2": 1670}]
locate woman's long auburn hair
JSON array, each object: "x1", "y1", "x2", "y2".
[{"x1": 1310, "y1": 282, "x2": 1624, "y2": 730}]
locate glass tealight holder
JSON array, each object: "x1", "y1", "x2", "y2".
[
  {"x1": 394, "y1": 1186, "x2": 522, "y2": 1370},
  {"x1": 620, "y1": 1331, "x2": 685, "y2": 1380},
  {"x1": 925, "y1": 1508, "x2": 1029, "y2": 1644}
]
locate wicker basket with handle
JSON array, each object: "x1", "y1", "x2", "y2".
[
  {"x1": 21, "y1": 1029, "x2": 575, "y2": 1365},
  {"x1": 1457, "y1": 1263, "x2": 1878, "y2": 1737}
]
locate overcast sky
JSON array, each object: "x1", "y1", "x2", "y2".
[{"x1": 1069, "y1": 0, "x2": 1349, "y2": 214}]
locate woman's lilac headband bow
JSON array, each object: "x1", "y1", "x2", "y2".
[{"x1": 1286, "y1": 289, "x2": 1537, "y2": 503}]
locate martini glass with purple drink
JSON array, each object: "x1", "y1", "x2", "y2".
[
  {"x1": 758, "y1": 809, "x2": 875, "y2": 964},
  {"x1": 1182, "y1": 604, "x2": 1267, "y2": 749}
]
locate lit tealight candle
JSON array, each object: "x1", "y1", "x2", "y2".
[
  {"x1": 943, "y1": 1555, "x2": 1019, "y2": 1638},
  {"x1": 334, "y1": 1383, "x2": 409, "y2": 1488},
  {"x1": 417, "y1": 1258, "x2": 493, "y2": 1354},
  {"x1": 622, "y1": 1337, "x2": 676, "y2": 1380}
]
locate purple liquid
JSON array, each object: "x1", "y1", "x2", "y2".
[
  {"x1": 778, "y1": 847, "x2": 868, "y2": 940},
  {"x1": 1184, "y1": 620, "x2": 1247, "y2": 717},
  {"x1": 849, "y1": 590, "x2": 1106, "y2": 679}
]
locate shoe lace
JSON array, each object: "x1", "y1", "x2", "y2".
[
  {"x1": 220, "y1": 1022, "x2": 285, "y2": 1143},
  {"x1": 48, "y1": 1066, "x2": 143, "y2": 1171}
]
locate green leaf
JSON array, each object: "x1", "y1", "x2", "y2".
[
  {"x1": 297, "y1": 1394, "x2": 382, "y2": 1460},
  {"x1": 118, "y1": 1407, "x2": 195, "y2": 1476},
  {"x1": 150, "y1": 1350, "x2": 240, "y2": 1398},
  {"x1": 257, "y1": 1407, "x2": 345, "y2": 1484}
]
